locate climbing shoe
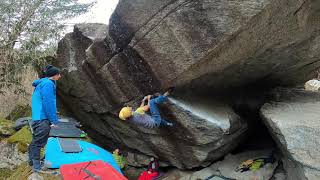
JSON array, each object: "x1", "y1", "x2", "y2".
[{"x1": 164, "y1": 87, "x2": 175, "y2": 96}]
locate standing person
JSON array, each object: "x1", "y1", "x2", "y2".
[
  {"x1": 112, "y1": 148, "x2": 126, "y2": 169},
  {"x1": 28, "y1": 65, "x2": 61, "y2": 172},
  {"x1": 147, "y1": 157, "x2": 159, "y2": 174},
  {"x1": 118, "y1": 90, "x2": 174, "y2": 128},
  {"x1": 138, "y1": 157, "x2": 160, "y2": 180}
]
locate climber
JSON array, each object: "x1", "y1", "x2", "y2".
[
  {"x1": 138, "y1": 157, "x2": 160, "y2": 180},
  {"x1": 28, "y1": 65, "x2": 61, "y2": 173},
  {"x1": 147, "y1": 157, "x2": 159, "y2": 174},
  {"x1": 118, "y1": 89, "x2": 174, "y2": 128},
  {"x1": 112, "y1": 148, "x2": 126, "y2": 169}
]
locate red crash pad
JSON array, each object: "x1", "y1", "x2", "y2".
[
  {"x1": 138, "y1": 171, "x2": 159, "y2": 180},
  {"x1": 60, "y1": 160, "x2": 127, "y2": 180}
]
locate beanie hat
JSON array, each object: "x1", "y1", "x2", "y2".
[
  {"x1": 45, "y1": 65, "x2": 60, "y2": 77},
  {"x1": 119, "y1": 107, "x2": 133, "y2": 120}
]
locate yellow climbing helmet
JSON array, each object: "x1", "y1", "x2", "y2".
[{"x1": 119, "y1": 107, "x2": 133, "y2": 120}]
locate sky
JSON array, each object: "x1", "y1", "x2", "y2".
[{"x1": 65, "y1": 0, "x2": 119, "y2": 33}]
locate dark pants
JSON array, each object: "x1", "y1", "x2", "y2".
[
  {"x1": 28, "y1": 119, "x2": 50, "y2": 170},
  {"x1": 149, "y1": 95, "x2": 172, "y2": 126}
]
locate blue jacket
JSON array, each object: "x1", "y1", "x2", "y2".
[{"x1": 31, "y1": 78, "x2": 59, "y2": 124}]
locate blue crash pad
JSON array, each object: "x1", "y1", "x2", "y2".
[{"x1": 44, "y1": 137, "x2": 122, "y2": 174}]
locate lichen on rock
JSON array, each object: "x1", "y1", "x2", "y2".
[
  {"x1": 6, "y1": 104, "x2": 31, "y2": 121},
  {"x1": 0, "y1": 118, "x2": 14, "y2": 137},
  {"x1": 0, "y1": 168, "x2": 14, "y2": 180}
]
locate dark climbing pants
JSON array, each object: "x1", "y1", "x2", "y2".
[
  {"x1": 149, "y1": 95, "x2": 172, "y2": 126},
  {"x1": 28, "y1": 119, "x2": 51, "y2": 171}
]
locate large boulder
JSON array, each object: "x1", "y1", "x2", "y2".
[
  {"x1": 261, "y1": 88, "x2": 320, "y2": 179},
  {"x1": 58, "y1": 26, "x2": 247, "y2": 168},
  {"x1": 110, "y1": 0, "x2": 320, "y2": 89},
  {"x1": 56, "y1": 0, "x2": 320, "y2": 170},
  {"x1": 56, "y1": 24, "x2": 247, "y2": 169}
]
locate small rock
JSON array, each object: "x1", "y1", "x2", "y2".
[
  {"x1": 273, "y1": 173, "x2": 286, "y2": 180},
  {"x1": 0, "y1": 141, "x2": 27, "y2": 169}
]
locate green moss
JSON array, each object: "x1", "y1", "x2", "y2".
[
  {"x1": 6, "y1": 163, "x2": 30, "y2": 180},
  {"x1": 0, "y1": 168, "x2": 14, "y2": 180},
  {"x1": 7, "y1": 126, "x2": 32, "y2": 145},
  {"x1": 17, "y1": 142, "x2": 29, "y2": 153},
  {"x1": 0, "y1": 118, "x2": 14, "y2": 136},
  {"x1": 7, "y1": 126, "x2": 44, "y2": 156},
  {"x1": 6, "y1": 104, "x2": 31, "y2": 121},
  {"x1": 7, "y1": 162, "x2": 61, "y2": 180},
  {"x1": 7, "y1": 126, "x2": 32, "y2": 153}
]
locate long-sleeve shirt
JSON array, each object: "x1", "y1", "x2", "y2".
[
  {"x1": 131, "y1": 107, "x2": 157, "y2": 128},
  {"x1": 31, "y1": 78, "x2": 59, "y2": 124}
]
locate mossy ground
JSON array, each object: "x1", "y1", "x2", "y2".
[
  {"x1": 7, "y1": 126, "x2": 45, "y2": 156},
  {"x1": 7, "y1": 162, "x2": 61, "y2": 180},
  {"x1": 3, "y1": 119, "x2": 93, "y2": 179},
  {"x1": 0, "y1": 168, "x2": 14, "y2": 180},
  {"x1": 7, "y1": 126, "x2": 32, "y2": 153}
]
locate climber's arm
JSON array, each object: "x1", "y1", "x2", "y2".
[{"x1": 139, "y1": 95, "x2": 151, "y2": 111}]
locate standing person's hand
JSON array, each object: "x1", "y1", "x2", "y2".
[{"x1": 50, "y1": 124, "x2": 58, "y2": 128}]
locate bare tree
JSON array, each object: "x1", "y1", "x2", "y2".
[{"x1": 0, "y1": 0, "x2": 95, "y2": 88}]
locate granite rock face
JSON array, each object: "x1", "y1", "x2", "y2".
[
  {"x1": 261, "y1": 88, "x2": 320, "y2": 179},
  {"x1": 110, "y1": 0, "x2": 320, "y2": 90},
  {"x1": 56, "y1": 0, "x2": 320, "y2": 170},
  {"x1": 56, "y1": 24, "x2": 247, "y2": 169},
  {"x1": 57, "y1": 30, "x2": 247, "y2": 166}
]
